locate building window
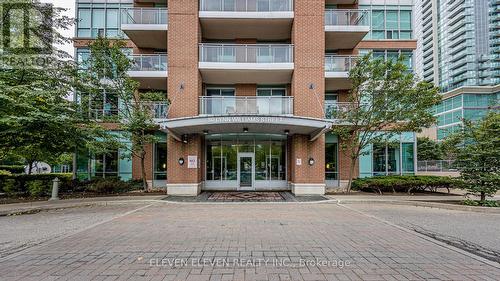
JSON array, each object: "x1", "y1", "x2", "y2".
[
  {"x1": 94, "y1": 150, "x2": 119, "y2": 178},
  {"x1": 325, "y1": 143, "x2": 338, "y2": 180},
  {"x1": 154, "y1": 142, "x2": 167, "y2": 180},
  {"x1": 360, "y1": 49, "x2": 414, "y2": 71},
  {"x1": 362, "y1": 5, "x2": 412, "y2": 40},
  {"x1": 76, "y1": 2, "x2": 132, "y2": 38}
]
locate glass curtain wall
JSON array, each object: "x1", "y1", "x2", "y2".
[
  {"x1": 76, "y1": 1, "x2": 133, "y2": 38},
  {"x1": 205, "y1": 134, "x2": 287, "y2": 187},
  {"x1": 360, "y1": 5, "x2": 412, "y2": 40}
]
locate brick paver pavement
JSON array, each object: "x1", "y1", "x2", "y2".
[{"x1": 0, "y1": 202, "x2": 499, "y2": 281}]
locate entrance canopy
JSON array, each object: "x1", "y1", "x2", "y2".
[{"x1": 159, "y1": 115, "x2": 332, "y2": 141}]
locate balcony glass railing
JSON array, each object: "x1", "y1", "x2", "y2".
[
  {"x1": 200, "y1": 0, "x2": 292, "y2": 12},
  {"x1": 325, "y1": 55, "x2": 357, "y2": 72},
  {"x1": 325, "y1": 102, "x2": 360, "y2": 120},
  {"x1": 325, "y1": 9, "x2": 369, "y2": 26},
  {"x1": 199, "y1": 96, "x2": 293, "y2": 115},
  {"x1": 121, "y1": 8, "x2": 168, "y2": 25},
  {"x1": 141, "y1": 101, "x2": 169, "y2": 119},
  {"x1": 130, "y1": 55, "x2": 168, "y2": 71},
  {"x1": 199, "y1": 44, "x2": 293, "y2": 63}
]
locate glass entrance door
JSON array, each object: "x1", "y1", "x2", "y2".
[{"x1": 238, "y1": 153, "x2": 254, "y2": 190}]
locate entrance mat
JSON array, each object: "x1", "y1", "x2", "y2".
[
  {"x1": 208, "y1": 192, "x2": 286, "y2": 202},
  {"x1": 164, "y1": 192, "x2": 329, "y2": 203}
]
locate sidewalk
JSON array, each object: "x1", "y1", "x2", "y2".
[
  {"x1": 326, "y1": 193, "x2": 500, "y2": 214},
  {"x1": 0, "y1": 195, "x2": 167, "y2": 216}
]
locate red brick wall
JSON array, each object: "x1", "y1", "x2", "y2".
[
  {"x1": 289, "y1": 0, "x2": 325, "y2": 184},
  {"x1": 166, "y1": 0, "x2": 203, "y2": 184}
]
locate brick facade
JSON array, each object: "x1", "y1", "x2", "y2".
[{"x1": 75, "y1": 0, "x2": 417, "y2": 194}]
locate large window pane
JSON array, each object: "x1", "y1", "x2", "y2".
[
  {"x1": 386, "y1": 11, "x2": 398, "y2": 29},
  {"x1": 325, "y1": 143, "x2": 338, "y2": 180},
  {"x1": 154, "y1": 143, "x2": 167, "y2": 180},
  {"x1": 400, "y1": 10, "x2": 411, "y2": 30},
  {"x1": 255, "y1": 142, "x2": 270, "y2": 180},
  {"x1": 402, "y1": 143, "x2": 414, "y2": 173},
  {"x1": 373, "y1": 143, "x2": 386, "y2": 176},
  {"x1": 106, "y1": 9, "x2": 119, "y2": 28},
  {"x1": 372, "y1": 10, "x2": 385, "y2": 29},
  {"x1": 78, "y1": 9, "x2": 91, "y2": 28}
]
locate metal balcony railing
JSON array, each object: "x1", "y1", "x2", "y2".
[
  {"x1": 129, "y1": 55, "x2": 168, "y2": 71},
  {"x1": 200, "y1": 0, "x2": 293, "y2": 12},
  {"x1": 417, "y1": 160, "x2": 458, "y2": 172},
  {"x1": 121, "y1": 8, "x2": 168, "y2": 25},
  {"x1": 199, "y1": 44, "x2": 293, "y2": 63},
  {"x1": 141, "y1": 101, "x2": 169, "y2": 119},
  {"x1": 325, "y1": 55, "x2": 357, "y2": 72},
  {"x1": 199, "y1": 96, "x2": 293, "y2": 115},
  {"x1": 325, "y1": 9, "x2": 369, "y2": 26}
]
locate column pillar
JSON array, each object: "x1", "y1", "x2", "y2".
[
  {"x1": 166, "y1": 0, "x2": 203, "y2": 195},
  {"x1": 290, "y1": 0, "x2": 326, "y2": 195}
]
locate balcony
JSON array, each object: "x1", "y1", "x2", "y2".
[
  {"x1": 141, "y1": 101, "x2": 169, "y2": 121},
  {"x1": 121, "y1": 8, "x2": 168, "y2": 50},
  {"x1": 199, "y1": 96, "x2": 293, "y2": 116},
  {"x1": 164, "y1": 95, "x2": 331, "y2": 139},
  {"x1": 325, "y1": 55, "x2": 356, "y2": 90},
  {"x1": 199, "y1": 0, "x2": 293, "y2": 40},
  {"x1": 324, "y1": 102, "x2": 358, "y2": 121},
  {"x1": 128, "y1": 55, "x2": 168, "y2": 90},
  {"x1": 198, "y1": 44, "x2": 294, "y2": 84},
  {"x1": 325, "y1": 9, "x2": 369, "y2": 50}
]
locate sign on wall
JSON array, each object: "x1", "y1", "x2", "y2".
[{"x1": 188, "y1": 155, "x2": 197, "y2": 169}]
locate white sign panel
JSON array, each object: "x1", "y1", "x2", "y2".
[
  {"x1": 188, "y1": 155, "x2": 197, "y2": 169},
  {"x1": 296, "y1": 158, "x2": 302, "y2": 166}
]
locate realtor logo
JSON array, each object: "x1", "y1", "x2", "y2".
[{"x1": 1, "y1": 2, "x2": 53, "y2": 54}]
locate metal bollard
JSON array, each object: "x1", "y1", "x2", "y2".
[{"x1": 49, "y1": 178, "x2": 60, "y2": 201}]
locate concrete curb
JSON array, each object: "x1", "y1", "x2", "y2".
[
  {"x1": 335, "y1": 199, "x2": 500, "y2": 214},
  {"x1": 1, "y1": 197, "x2": 498, "y2": 215}
]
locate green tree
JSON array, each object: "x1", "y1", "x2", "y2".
[
  {"x1": 417, "y1": 137, "x2": 443, "y2": 161},
  {"x1": 450, "y1": 112, "x2": 500, "y2": 203},
  {"x1": 80, "y1": 37, "x2": 166, "y2": 190},
  {"x1": 0, "y1": 1, "x2": 106, "y2": 174},
  {"x1": 331, "y1": 54, "x2": 441, "y2": 192}
]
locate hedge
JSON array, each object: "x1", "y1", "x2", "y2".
[
  {"x1": 0, "y1": 174, "x2": 143, "y2": 198},
  {"x1": 351, "y1": 175, "x2": 462, "y2": 194},
  {"x1": 0, "y1": 165, "x2": 25, "y2": 174},
  {"x1": 0, "y1": 173, "x2": 73, "y2": 197}
]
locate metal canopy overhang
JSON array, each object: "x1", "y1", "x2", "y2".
[{"x1": 159, "y1": 115, "x2": 333, "y2": 141}]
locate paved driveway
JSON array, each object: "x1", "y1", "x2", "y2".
[{"x1": 0, "y1": 202, "x2": 499, "y2": 281}]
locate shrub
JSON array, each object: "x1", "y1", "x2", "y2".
[
  {"x1": 0, "y1": 165, "x2": 25, "y2": 174},
  {"x1": 0, "y1": 170, "x2": 12, "y2": 176},
  {"x1": 2, "y1": 179, "x2": 19, "y2": 197},
  {"x1": 0, "y1": 173, "x2": 73, "y2": 197},
  {"x1": 351, "y1": 175, "x2": 461, "y2": 194},
  {"x1": 27, "y1": 180, "x2": 47, "y2": 197},
  {"x1": 85, "y1": 178, "x2": 135, "y2": 194}
]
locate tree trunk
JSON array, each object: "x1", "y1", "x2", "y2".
[
  {"x1": 346, "y1": 158, "x2": 357, "y2": 193},
  {"x1": 140, "y1": 151, "x2": 148, "y2": 192},
  {"x1": 480, "y1": 192, "x2": 486, "y2": 202},
  {"x1": 27, "y1": 161, "x2": 34, "y2": 175}
]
